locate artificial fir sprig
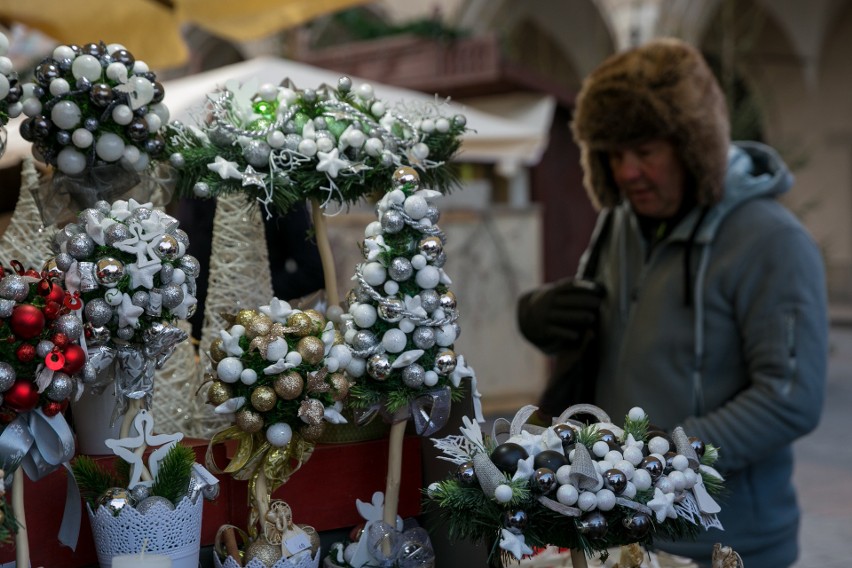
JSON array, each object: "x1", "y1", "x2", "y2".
[
  {"x1": 150, "y1": 444, "x2": 196, "y2": 504},
  {"x1": 71, "y1": 456, "x2": 126, "y2": 508}
]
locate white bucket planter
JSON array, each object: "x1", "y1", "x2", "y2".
[
  {"x1": 88, "y1": 496, "x2": 203, "y2": 568},
  {"x1": 72, "y1": 388, "x2": 122, "y2": 455}
]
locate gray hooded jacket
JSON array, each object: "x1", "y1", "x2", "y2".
[{"x1": 583, "y1": 141, "x2": 827, "y2": 566}]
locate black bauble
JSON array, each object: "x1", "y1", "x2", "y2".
[
  {"x1": 533, "y1": 449, "x2": 568, "y2": 472},
  {"x1": 533, "y1": 467, "x2": 556, "y2": 494},
  {"x1": 503, "y1": 509, "x2": 528, "y2": 534},
  {"x1": 689, "y1": 436, "x2": 706, "y2": 458},
  {"x1": 663, "y1": 451, "x2": 677, "y2": 473},
  {"x1": 552, "y1": 423, "x2": 576, "y2": 445},
  {"x1": 455, "y1": 461, "x2": 476, "y2": 486},
  {"x1": 623, "y1": 512, "x2": 652, "y2": 540},
  {"x1": 578, "y1": 511, "x2": 609, "y2": 539},
  {"x1": 491, "y1": 443, "x2": 529, "y2": 475},
  {"x1": 640, "y1": 455, "x2": 664, "y2": 481},
  {"x1": 603, "y1": 468, "x2": 628, "y2": 495},
  {"x1": 597, "y1": 428, "x2": 618, "y2": 445}
]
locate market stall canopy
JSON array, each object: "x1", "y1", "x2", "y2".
[
  {"x1": 162, "y1": 56, "x2": 555, "y2": 172},
  {"x1": 0, "y1": 0, "x2": 373, "y2": 69}
]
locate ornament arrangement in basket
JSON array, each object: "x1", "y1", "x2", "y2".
[
  {"x1": 204, "y1": 297, "x2": 353, "y2": 563},
  {"x1": 0, "y1": 31, "x2": 23, "y2": 133},
  {"x1": 45, "y1": 198, "x2": 197, "y2": 422},
  {"x1": 426, "y1": 404, "x2": 725, "y2": 567},
  {"x1": 17, "y1": 41, "x2": 171, "y2": 225},
  {"x1": 164, "y1": 74, "x2": 466, "y2": 217}
]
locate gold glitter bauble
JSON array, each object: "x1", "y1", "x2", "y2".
[
  {"x1": 250, "y1": 386, "x2": 277, "y2": 412},
  {"x1": 298, "y1": 524, "x2": 321, "y2": 554},
  {"x1": 303, "y1": 309, "x2": 326, "y2": 333},
  {"x1": 209, "y1": 338, "x2": 227, "y2": 363},
  {"x1": 328, "y1": 373, "x2": 350, "y2": 401},
  {"x1": 235, "y1": 408, "x2": 264, "y2": 433},
  {"x1": 273, "y1": 371, "x2": 303, "y2": 399},
  {"x1": 244, "y1": 537, "x2": 282, "y2": 567},
  {"x1": 298, "y1": 398, "x2": 325, "y2": 425},
  {"x1": 207, "y1": 381, "x2": 232, "y2": 405},
  {"x1": 297, "y1": 336, "x2": 325, "y2": 365},
  {"x1": 300, "y1": 422, "x2": 325, "y2": 442},
  {"x1": 246, "y1": 312, "x2": 273, "y2": 339},
  {"x1": 332, "y1": 330, "x2": 345, "y2": 345},
  {"x1": 286, "y1": 312, "x2": 314, "y2": 337},
  {"x1": 235, "y1": 309, "x2": 258, "y2": 328}
]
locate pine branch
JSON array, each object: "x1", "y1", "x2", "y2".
[
  {"x1": 71, "y1": 456, "x2": 123, "y2": 508},
  {"x1": 150, "y1": 444, "x2": 196, "y2": 505}
]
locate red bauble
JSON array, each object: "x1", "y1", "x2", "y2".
[
  {"x1": 47, "y1": 283, "x2": 65, "y2": 304},
  {"x1": 43, "y1": 301, "x2": 61, "y2": 320},
  {"x1": 41, "y1": 401, "x2": 63, "y2": 417},
  {"x1": 4, "y1": 379, "x2": 39, "y2": 412},
  {"x1": 52, "y1": 332, "x2": 69, "y2": 349},
  {"x1": 61, "y1": 344, "x2": 86, "y2": 375},
  {"x1": 10, "y1": 305, "x2": 45, "y2": 340},
  {"x1": 16, "y1": 343, "x2": 36, "y2": 363}
]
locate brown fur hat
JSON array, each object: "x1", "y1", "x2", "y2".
[{"x1": 572, "y1": 38, "x2": 730, "y2": 209}]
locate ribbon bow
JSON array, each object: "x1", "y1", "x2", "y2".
[{"x1": 353, "y1": 386, "x2": 452, "y2": 437}]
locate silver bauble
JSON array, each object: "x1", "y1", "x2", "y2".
[
  {"x1": 338, "y1": 76, "x2": 352, "y2": 92},
  {"x1": 152, "y1": 234, "x2": 180, "y2": 261},
  {"x1": 433, "y1": 251, "x2": 447, "y2": 268},
  {"x1": 94, "y1": 257, "x2": 125, "y2": 287},
  {"x1": 380, "y1": 209, "x2": 405, "y2": 234},
  {"x1": 169, "y1": 152, "x2": 185, "y2": 168},
  {"x1": 46, "y1": 372, "x2": 73, "y2": 401},
  {"x1": 0, "y1": 362, "x2": 16, "y2": 392},
  {"x1": 81, "y1": 362, "x2": 97, "y2": 384},
  {"x1": 367, "y1": 353, "x2": 392, "y2": 380},
  {"x1": 116, "y1": 326, "x2": 135, "y2": 340},
  {"x1": 128, "y1": 207, "x2": 152, "y2": 222},
  {"x1": 178, "y1": 255, "x2": 200, "y2": 278},
  {"x1": 36, "y1": 340, "x2": 55, "y2": 358},
  {"x1": 67, "y1": 233, "x2": 95, "y2": 259},
  {"x1": 86, "y1": 325, "x2": 111, "y2": 345},
  {"x1": 129, "y1": 484, "x2": 151, "y2": 502},
  {"x1": 377, "y1": 298, "x2": 405, "y2": 323},
  {"x1": 351, "y1": 330, "x2": 378, "y2": 352},
  {"x1": 243, "y1": 139, "x2": 271, "y2": 168},
  {"x1": 209, "y1": 126, "x2": 236, "y2": 146},
  {"x1": 0, "y1": 275, "x2": 29, "y2": 301},
  {"x1": 79, "y1": 208, "x2": 104, "y2": 224},
  {"x1": 173, "y1": 229, "x2": 190, "y2": 248},
  {"x1": 283, "y1": 133, "x2": 302, "y2": 150},
  {"x1": 435, "y1": 350, "x2": 457, "y2": 376},
  {"x1": 380, "y1": 150, "x2": 394, "y2": 167},
  {"x1": 135, "y1": 495, "x2": 175, "y2": 514},
  {"x1": 425, "y1": 205, "x2": 440, "y2": 225},
  {"x1": 420, "y1": 289, "x2": 440, "y2": 312},
  {"x1": 96, "y1": 487, "x2": 137, "y2": 516},
  {"x1": 160, "y1": 283, "x2": 184, "y2": 309},
  {"x1": 55, "y1": 313, "x2": 83, "y2": 340},
  {"x1": 354, "y1": 285, "x2": 373, "y2": 303},
  {"x1": 84, "y1": 298, "x2": 113, "y2": 326},
  {"x1": 440, "y1": 291, "x2": 457, "y2": 314},
  {"x1": 42, "y1": 258, "x2": 64, "y2": 281},
  {"x1": 0, "y1": 298, "x2": 15, "y2": 318},
  {"x1": 412, "y1": 326, "x2": 436, "y2": 349},
  {"x1": 104, "y1": 223, "x2": 131, "y2": 245},
  {"x1": 93, "y1": 200, "x2": 111, "y2": 215},
  {"x1": 55, "y1": 252, "x2": 74, "y2": 272},
  {"x1": 402, "y1": 363, "x2": 425, "y2": 388},
  {"x1": 314, "y1": 129, "x2": 336, "y2": 148},
  {"x1": 418, "y1": 236, "x2": 443, "y2": 261},
  {"x1": 388, "y1": 257, "x2": 413, "y2": 282},
  {"x1": 159, "y1": 263, "x2": 174, "y2": 284},
  {"x1": 131, "y1": 291, "x2": 149, "y2": 308},
  {"x1": 392, "y1": 166, "x2": 420, "y2": 191},
  {"x1": 193, "y1": 182, "x2": 210, "y2": 198}
]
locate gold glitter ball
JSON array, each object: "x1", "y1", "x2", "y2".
[
  {"x1": 235, "y1": 408, "x2": 264, "y2": 433},
  {"x1": 246, "y1": 312, "x2": 273, "y2": 339},
  {"x1": 244, "y1": 537, "x2": 282, "y2": 567},
  {"x1": 209, "y1": 338, "x2": 227, "y2": 363},
  {"x1": 298, "y1": 524, "x2": 321, "y2": 554},
  {"x1": 298, "y1": 398, "x2": 325, "y2": 426},
  {"x1": 235, "y1": 309, "x2": 258, "y2": 328},
  {"x1": 207, "y1": 381, "x2": 232, "y2": 405},
  {"x1": 300, "y1": 422, "x2": 326, "y2": 442},
  {"x1": 303, "y1": 309, "x2": 326, "y2": 333},
  {"x1": 297, "y1": 336, "x2": 325, "y2": 366},
  {"x1": 286, "y1": 312, "x2": 314, "y2": 337},
  {"x1": 273, "y1": 371, "x2": 303, "y2": 400},
  {"x1": 332, "y1": 330, "x2": 345, "y2": 345},
  {"x1": 250, "y1": 386, "x2": 277, "y2": 412},
  {"x1": 328, "y1": 372, "x2": 350, "y2": 401}
]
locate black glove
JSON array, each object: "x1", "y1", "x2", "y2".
[{"x1": 518, "y1": 278, "x2": 605, "y2": 353}]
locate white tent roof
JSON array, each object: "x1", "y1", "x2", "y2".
[{"x1": 0, "y1": 56, "x2": 555, "y2": 173}]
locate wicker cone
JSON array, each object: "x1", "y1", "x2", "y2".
[
  {"x1": 0, "y1": 158, "x2": 53, "y2": 268},
  {"x1": 200, "y1": 194, "x2": 274, "y2": 353}
]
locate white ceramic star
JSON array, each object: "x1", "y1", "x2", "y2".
[
  {"x1": 104, "y1": 410, "x2": 183, "y2": 487},
  {"x1": 541, "y1": 428, "x2": 565, "y2": 453},
  {"x1": 512, "y1": 454, "x2": 535, "y2": 482},
  {"x1": 138, "y1": 211, "x2": 167, "y2": 242},
  {"x1": 219, "y1": 329, "x2": 244, "y2": 357},
  {"x1": 622, "y1": 433, "x2": 645, "y2": 452},
  {"x1": 364, "y1": 236, "x2": 388, "y2": 261},
  {"x1": 117, "y1": 292, "x2": 145, "y2": 328},
  {"x1": 113, "y1": 225, "x2": 146, "y2": 260},
  {"x1": 259, "y1": 297, "x2": 293, "y2": 323},
  {"x1": 323, "y1": 401, "x2": 347, "y2": 424},
  {"x1": 208, "y1": 155, "x2": 243, "y2": 179},
  {"x1": 449, "y1": 355, "x2": 475, "y2": 388},
  {"x1": 171, "y1": 284, "x2": 197, "y2": 319},
  {"x1": 647, "y1": 487, "x2": 676, "y2": 522},
  {"x1": 404, "y1": 295, "x2": 428, "y2": 319},
  {"x1": 391, "y1": 349, "x2": 425, "y2": 369},
  {"x1": 507, "y1": 429, "x2": 540, "y2": 458},
  {"x1": 110, "y1": 200, "x2": 132, "y2": 221},
  {"x1": 316, "y1": 148, "x2": 349, "y2": 178},
  {"x1": 125, "y1": 259, "x2": 162, "y2": 289},
  {"x1": 499, "y1": 529, "x2": 533, "y2": 559},
  {"x1": 242, "y1": 165, "x2": 267, "y2": 187}
]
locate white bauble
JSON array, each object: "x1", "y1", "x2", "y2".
[
  {"x1": 493, "y1": 484, "x2": 513, "y2": 503},
  {"x1": 230, "y1": 325, "x2": 246, "y2": 337},
  {"x1": 383, "y1": 281, "x2": 399, "y2": 296},
  {"x1": 683, "y1": 469, "x2": 698, "y2": 489},
  {"x1": 398, "y1": 318, "x2": 415, "y2": 334},
  {"x1": 577, "y1": 491, "x2": 597, "y2": 511},
  {"x1": 346, "y1": 356, "x2": 366, "y2": 378},
  {"x1": 364, "y1": 138, "x2": 383, "y2": 156},
  {"x1": 411, "y1": 142, "x2": 430, "y2": 160},
  {"x1": 257, "y1": 83, "x2": 278, "y2": 101},
  {"x1": 95, "y1": 132, "x2": 125, "y2": 162},
  {"x1": 362, "y1": 262, "x2": 387, "y2": 287},
  {"x1": 112, "y1": 104, "x2": 133, "y2": 126},
  {"x1": 435, "y1": 324, "x2": 456, "y2": 346},
  {"x1": 316, "y1": 136, "x2": 334, "y2": 153},
  {"x1": 330, "y1": 344, "x2": 351, "y2": 368},
  {"x1": 419, "y1": 119, "x2": 435, "y2": 133},
  {"x1": 356, "y1": 83, "x2": 374, "y2": 100},
  {"x1": 285, "y1": 351, "x2": 302, "y2": 366},
  {"x1": 106, "y1": 62, "x2": 128, "y2": 83},
  {"x1": 411, "y1": 254, "x2": 427, "y2": 270},
  {"x1": 217, "y1": 357, "x2": 243, "y2": 383},
  {"x1": 668, "y1": 471, "x2": 686, "y2": 491},
  {"x1": 267, "y1": 130, "x2": 285, "y2": 148},
  {"x1": 555, "y1": 465, "x2": 572, "y2": 485},
  {"x1": 382, "y1": 329, "x2": 407, "y2": 353},
  {"x1": 403, "y1": 195, "x2": 428, "y2": 219},
  {"x1": 671, "y1": 454, "x2": 689, "y2": 472},
  {"x1": 370, "y1": 101, "x2": 385, "y2": 117},
  {"x1": 22, "y1": 97, "x2": 41, "y2": 118},
  {"x1": 614, "y1": 460, "x2": 635, "y2": 480},
  {"x1": 240, "y1": 368, "x2": 258, "y2": 385},
  {"x1": 386, "y1": 189, "x2": 405, "y2": 205},
  {"x1": 415, "y1": 266, "x2": 440, "y2": 289},
  {"x1": 648, "y1": 437, "x2": 670, "y2": 455},
  {"x1": 298, "y1": 139, "x2": 317, "y2": 157},
  {"x1": 596, "y1": 489, "x2": 616, "y2": 511},
  {"x1": 53, "y1": 45, "x2": 76, "y2": 61},
  {"x1": 352, "y1": 304, "x2": 378, "y2": 328},
  {"x1": 622, "y1": 481, "x2": 637, "y2": 499},
  {"x1": 49, "y1": 78, "x2": 70, "y2": 97},
  {"x1": 656, "y1": 477, "x2": 674, "y2": 494},
  {"x1": 604, "y1": 450, "x2": 623, "y2": 465},
  {"x1": 365, "y1": 221, "x2": 383, "y2": 238},
  {"x1": 71, "y1": 54, "x2": 102, "y2": 82},
  {"x1": 423, "y1": 370, "x2": 439, "y2": 386},
  {"x1": 627, "y1": 406, "x2": 646, "y2": 421},
  {"x1": 56, "y1": 147, "x2": 86, "y2": 175},
  {"x1": 623, "y1": 446, "x2": 644, "y2": 466},
  {"x1": 592, "y1": 441, "x2": 609, "y2": 458},
  {"x1": 632, "y1": 468, "x2": 652, "y2": 491},
  {"x1": 436, "y1": 118, "x2": 450, "y2": 133},
  {"x1": 144, "y1": 112, "x2": 162, "y2": 132},
  {"x1": 556, "y1": 484, "x2": 578, "y2": 506},
  {"x1": 266, "y1": 423, "x2": 293, "y2": 447}
]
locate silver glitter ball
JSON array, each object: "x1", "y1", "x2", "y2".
[
  {"x1": 79, "y1": 208, "x2": 104, "y2": 225},
  {"x1": 209, "y1": 125, "x2": 236, "y2": 146},
  {"x1": 96, "y1": 487, "x2": 137, "y2": 516},
  {"x1": 434, "y1": 350, "x2": 457, "y2": 376},
  {"x1": 314, "y1": 130, "x2": 336, "y2": 147},
  {"x1": 131, "y1": 291, "x2": 149, "y2": 308},
  {"x1": 81, "y1": 362, "x2": 97, "y2": 384},
  {"x1": 93, "y1": 200, "x2": 111, "y2": 215},
  {"x1": 338, "y1": 76, "x2": 352, "y2": 92},
  {"x1": 412, "y1": 326, "x2": 436, "y2": 349},
  {"x1": 169, "y1": 152, "x2": 185, "y2": 168},
  {"x1": 67, "y1": 233, "x2": 95, "y2": 259},
  {"x1": 153, "y1": 234, "x2": 180, "y2": 261},
  {"x1": 179, "y1": 255, "x2": 200, "y2": 278},
  {"x1": 63, "y1": 223, "x2": 83, "y2": 237},
  {"x1": 173, "y1": 229, "x2": 190, "y2": 248},
  {"x1": 425, "y1": 205, "x2": 440, "y2": 225},
  {"x1": 193, "y1": 182, "x2": 210, "y2": 198},
  {"x1": 419, "y1": 236, "x2": 443, "y2": 261},
  {"x1": 351, "y1": 330, "x2": 378, "y2": 352},
  {"x1": 367, "y1": 353, "x2": 392, "y2": 380},
  {"x1": 355, "y1": 285, "x2": 373, "y2": 303},
  {"x1": 377, "y1": 298, "x2": 405, "y2": 323},
  {"x1": 36, "y1": 340, "x2": 55, "y2": 358},
  {"x1": 55, "y1": 252, "x2": 74, "y2": 272},
  {"x1": 0, "y1": 275, "x2": 29, "y2": 301},
  {"x1": 159, "y1": 263, "x2": 174, "y2": 284},
  {"x1": 128, "y1": 207, "x2": 152, "y2": 222},
  {"x1": 84, "y1": 298, "x2": 113, "y2": 326},
  {"x1": 117, "y1": 326, "x2": 135, "y2": 340},
  {"x1": 161, "y1": 283, "x2": 184, "y2": 309},
  {"x1": 313, "y1": 117, "x2": 327, "y2": 130},
  {"x1": 433, "y1": 251, "x2": 447, "y2": 268},
  {"x1": 0, "y1": 299, "x2": 15, "y2": 318},
  {"x1": 104, "y1": 223, "x2": 131, "y2": 246},
  {"x1": 380, "y1": 210, "x2": 405, "y2": 234},
  {"x1": 94, "y1": 257, "x2": 125, "y2": 287},
  {"x1": 419, "y1": 290, "x2": 440, "y2": 312},
  {"x1": 0, "y1": 362, "x2": 16, "y2": 392},
  {"x1": 401, "y1": 363, "x2": 425, "y2": 388},
  {"x1": 243, "y1": 139, "x2": 271, "y2": 168},
  {"x1": 55, "y1": 313, "x2": 83, "y2": 340},
  {"x1": 283, "y1": 133, "x2": 302, "y2": 150},
  {"x1": 135, "y1": 495, "x2": 175, "y2": 514},
  {"x1": 46, "y1": 372, "x2": 73, "y2": 402},
  {"x1": 388, "y1": 257, "x2": 413, "y2": 282},
  {"x1": 440, "y1": 291, "x2": 457, "y2": 314},
  {"x1": 129, "y1": 484, "x2": 151, "y2": 502}
]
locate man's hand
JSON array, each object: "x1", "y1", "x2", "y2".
[{"x1": 518, "y1": 278, "x2": 605, "y2": 352}]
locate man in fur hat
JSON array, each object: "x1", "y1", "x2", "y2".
[{"x1": 517, "y1": 38, "x2": 827, "y2": 567}]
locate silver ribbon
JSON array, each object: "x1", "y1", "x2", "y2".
[
  {"x1": 0, "y1": 409, "x2": 81, "y2": 550},
  {"x1": 672, "y1": 426, "x2": 701, "y2": 470},
  {"x1": 568, "y1": 443, "x2": 602, "y2": 491},
  {"x1": 353, "y1": 386, "x2": 452, "y2": 437}
]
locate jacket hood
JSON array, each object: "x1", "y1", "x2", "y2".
[{"x1": 572, "y1": 38, "x2": 729, "y2": 210}]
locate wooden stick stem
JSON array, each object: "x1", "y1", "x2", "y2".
[
  {"x1": 12, "y1": 470, "x2": 29, "y2": 568},
  {"x1": 310, "y1": 198, "x2": 339, "y2": 309},
  {"x1": 570, "y1": 548, "x2": 589, "y2": 568},
  {"x1": 382, "y1": 420, "x2": 407, "y2": 527},
  {"x1": 255, "y1": 467, "x2": 270, "y2": 531}
]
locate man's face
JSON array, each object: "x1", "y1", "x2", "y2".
[{"x1": 607, "y1": 139, "x2": 686, "y2": 219}]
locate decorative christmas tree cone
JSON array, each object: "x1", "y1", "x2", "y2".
[
  {"x1": 87, "y1": 495, "x2": 203, "y2": 568},
  {"x1": 0, "y1": 158, "x2": 53, "y2": 268}
]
